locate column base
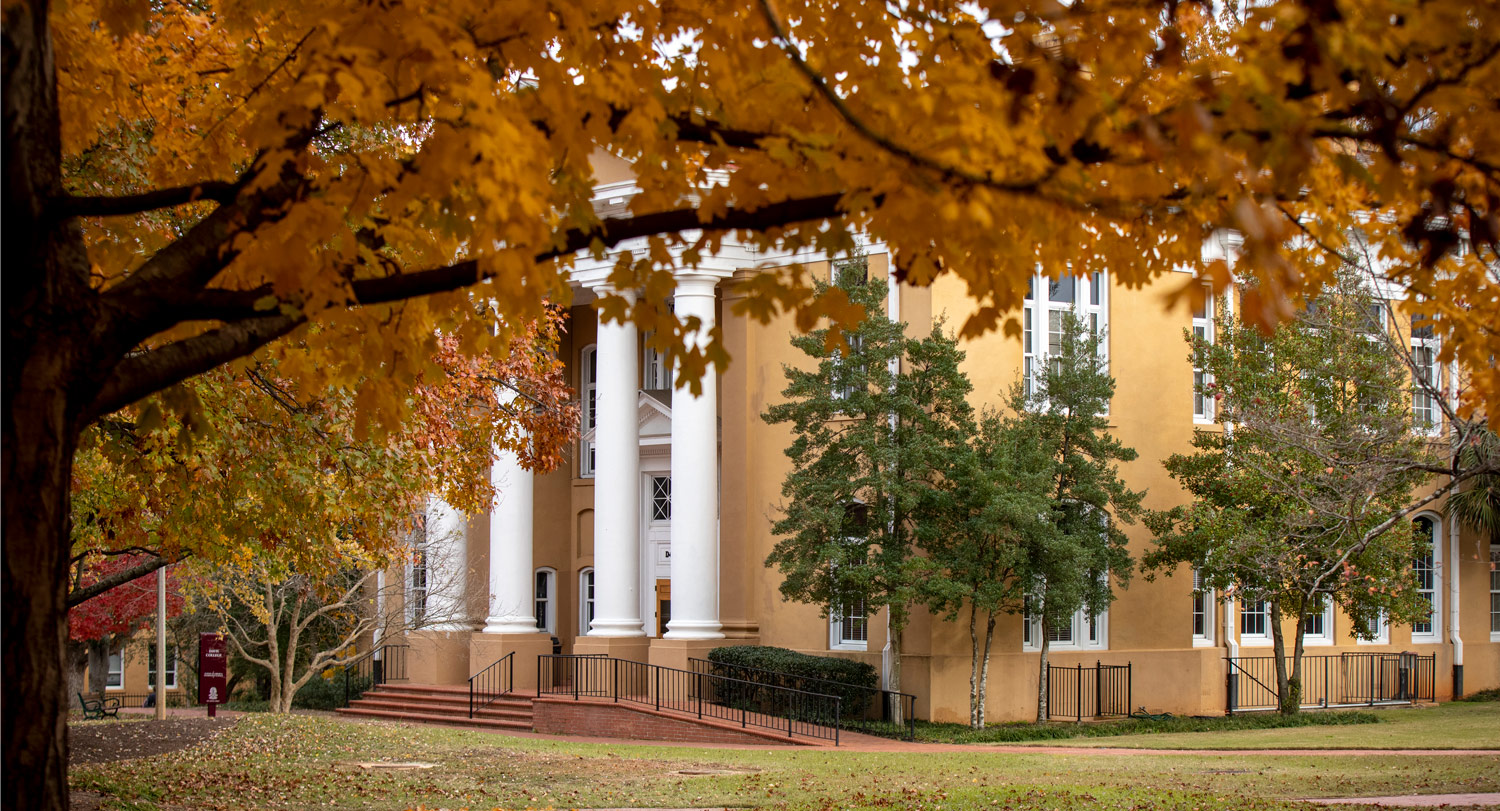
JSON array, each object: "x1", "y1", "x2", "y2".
[
  {"x1": 405, "y1": 630, "x2": 475, "y2": 686},
  {"x1": 469, "y1": 632, "x2": 555, "y2": 692},
  {"x1": 647, "y1": 638, "x2": 726, "y2": 673},
  {"x1": 572, "y1": 635, "x2": 651, "y2": 664}
]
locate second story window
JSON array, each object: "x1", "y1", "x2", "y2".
[
  {"x1": 1023, "y1": 271, "x2": 1109, "y2": 400},
  {"x1": 1192, "y1": 291, "x2": 1215, "y2": 422},
  {"x1": 580, "y1": 345, "x2": 597, "y2": 477},
  {"x1": 1411, "y1": 315, "x2": 1440, "y2": 433}
]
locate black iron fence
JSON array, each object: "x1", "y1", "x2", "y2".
[
  {"x1": 1226, "y1": 652, "x2": 1435, "y2": 713},
  {"x1": 538, "y1": 654, "x2": 843, "y2": 744},
  {"x1": 469, "y1": 652, "x2": 514, "y2": 718},
  {"x1": 688, "y1": 657, "x2": 916, "y2": 740},
  {"x1": 334, "y1": 644, "x2": 409, "y2": 708},
  {"x1": 1046, "y1": 661, "x2": 1132, "y2": 722},
  {"x1": 93, "y1": 692, "x2": 190, "y2": 709}
]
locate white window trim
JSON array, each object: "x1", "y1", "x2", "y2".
[
  {"x1": 579, "y1": 567, "x2": 596, "y2": 636},
  {"x1": 643, "y1": 338, "x2": 674, "y2": 390},
  {"x1": 148, "y1": 646, "x2": 178, "y2": 690},
  {"x1": 830, "y1": 599, "x2": 869, "y2": 651},
  {"x1": 1488, "y1": 545, "x2": 1500, "y2": 643},
  {"x1": 105, "y1": 651, "x2": 124, "y2": 690},
  {"x1": 1301, "y1": 600, "x2": 1334, "y2": 647},
  {"x1": 534, "y1": 567, "x2": 557, "y2": 635},
  {"x1": 1358, "y1": 610, "x2": 1389, "y2": 645},
  {"x1": 1411, "y1": 514, "x2": 1443, "y2": 644},
  {"x1": 1022, "y1": 271, "x2": 1109, "y2": 405},
  {"x1": 580, "y1": 344, "x2": 597, "y2": 478},
  {"x1": 1022, "y1": 604, "x2": 1110, "y2": 652},
  {"x1": 1192, "y1": 287, "x2": 1216, "y2": 424},
  {"x1": 406, "y1": 527, "x2": 429, "y2": 627},
  {"x1": 1411, "y1": 324, "x2": 1442, "y2": 436},
  {"x1": 1239, "y1": 598, "x2": 1273, "y2": 647},
  {"x1": 1192, "y1": 568, "x2": 1215, "y2": 647}
]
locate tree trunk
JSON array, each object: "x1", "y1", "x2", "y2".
[
  {"x1": 885, "y1": 610, "x2": 905, "y2": 726},
  {"x1": 977, "y1": 610, "x2": 996, "y2": 730},
  {"x1": 1270, "y1": 602, "x2": 1301, "y2": 715},
  {"x1": 86, "y1": 637, "x2": 112, "y2": 696},
  {"x1": 1036, "y1": 634, "x2": 1051, "y2": 724},
  {"x1": 66, "y1": 641, "x2": 89, "y2": 706},
  {"x1": 968, "y1": 604, "x2": 981, "y2": 729}
]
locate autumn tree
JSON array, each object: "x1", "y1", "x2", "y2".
[
  {"x1": 764, "y1": 265, "x2": 974, "y2": 723},
  {"x1": 1143, "y1": 275, "x2": 1454, "y2": 714},
  {"x1": 922, "y1": 410, "x2": 1056, "y2": 729},
  {"x1": 6, "y1": 0, "x2": 1500, "y2": 805},
  {"x1": 66, "y1": 557, "x2": 185, "y2": 699},
  {"x1": 1012, "y1": 313, "x2": 1142, "y2": 723}
]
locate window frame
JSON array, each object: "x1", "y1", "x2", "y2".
[
  {"x1": 407, "y1": 530, "x2": 429, "y2": 626},
  {"x1": 579, "y1": 567, "x2": 596, "y2": 636},
  {"x1": 1022, "y1": 271, "x2": 1109, "y2": 403},
  {"x1": 1239, "y1": 598, "x2": 1272, "y2": 647},
  {"x1": 643, "y1": 338, "x2": 673, "y2": 391},
  {"x1": 1022, "y1": 601, "x2": 1109, "y2": 652},
  {"x1": 1410, "y1": 317, "x2": 1441, "y2": 435},
  {"x1": 580, "y1": 344, "x2": 598, "y2": 477},
  {"x1": 534, "y1": 567, "x2": 557, "y2": 635},
  {"x1": 105, "y1": 650, "x2": 124, "y2": 690},
  {"x1": 1489, "y1": 545, "x2": 1499, "y2": 642},
  {"x1": 1358, "y1": 610, "x2": 1389, "y2": 645},
  {"x1": 829, "y1": 598, "x2": 869, "y2": 651},
  {"x1": 1192, "y1": 288, "x2": 1216, "y2": 423},
  {"x1": 1411, "y1": 514, "x2": 1442, "y2": 644},
  {"x1": 1301, "y1": 599, "x2": 1334, "y2": 647},
  {"x1": 148, "y1": 645, "x2": 178, "y2": 690},
  {"x1": 1191, "y1": 568, "x2": 1215, "y2": 647}
]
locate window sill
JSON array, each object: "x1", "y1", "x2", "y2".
[
  {"x1": 1239, "y1": 637, "x2": 1272, "y2": 647},
  {"x1": 1303, "y1": 638, "x2": 1333, "y2": 647},
  {"x1": 1192, "y1": 637, "x2": 1216, "y2": 648},
  {"x1": 1356, "y1": 637, "x2": 1389, "y2": 645},
  {"x1": 830, "y1": 642, "x2": 868, "y2": 652}
]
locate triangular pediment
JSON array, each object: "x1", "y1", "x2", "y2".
[{"x1": 581, "y1": 391, "x2": 672, "y2": 443}]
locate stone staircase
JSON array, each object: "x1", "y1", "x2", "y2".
[{"x1": 336, "y1": 683, "x2": 534, "y2": 731}]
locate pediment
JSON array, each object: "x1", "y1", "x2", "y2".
[{"x1": 580, "y1": 391, "x2": 672, "y2": 442}]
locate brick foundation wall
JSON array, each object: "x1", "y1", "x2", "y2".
[{"x1": 531, "y1": 698, "x2": 816, "y2": 746}]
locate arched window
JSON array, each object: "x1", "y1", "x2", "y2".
[
  {"x1": 534, "y1": 567, "x2": 556, "y2": 634},
  {"x1": 579, "y1": 568, "x2": 596, "y2": 635},
  {"x1": 1411, "y1": 515, "x2": 1441, "y2": 643},
  {"x1": 580, "y1": 345, "x2": 597, "y2": 477}
]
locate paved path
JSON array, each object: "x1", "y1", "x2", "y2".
[{"x1": 1304, "y1": 793, "x2": 1500, "y2": 806}]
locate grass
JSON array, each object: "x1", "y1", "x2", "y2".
[
  {"x1": 69, "y1": 707, "x2": 1500, "y2": 811},
  {"x1": 1021, "y1": 701, "x2": 1500, "y2": 750},
  {"x1": 912, "y1": 710, "x2": 1381, "y2": 744}
]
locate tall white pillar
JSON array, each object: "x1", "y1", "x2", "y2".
[
  {"x1": 483, "y1": 441, "x2": 537, "y2": 633},
  {"x1": 665, "y1": 274, "x2": 723, "y2": 640},
  {"x1": 425, "y1": 497, "x2": 469, "y2": 630},
  {"x1": 588, "y1": 288, "x2": 645, "y2": 637}
]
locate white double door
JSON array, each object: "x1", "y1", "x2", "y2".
[{"x1": 640, "y1": 470, "x2": 672, "y2": 638}]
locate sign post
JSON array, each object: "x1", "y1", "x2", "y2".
[{"x1": 198, "y1": 632, "x2": 228, "y2": 717}]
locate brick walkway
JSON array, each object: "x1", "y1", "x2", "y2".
[{"x1": 1304, "y1": 793, "x2": 1500, "y2": 806}]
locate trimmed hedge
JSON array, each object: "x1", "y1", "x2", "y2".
[
  {"x1": 292, "y1": 673, "x2": 372, "y2": 710},
  {"x1": 705, "y1": 645, "x2": 878, "y2": 719}
]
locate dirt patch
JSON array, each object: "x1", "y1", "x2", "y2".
[{"x1": 69, "y1": 717, "x2": 237, "y2": 766}]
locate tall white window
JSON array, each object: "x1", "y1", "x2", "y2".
[
  {"x1": 1359, "y1": 610, "x2": 1389, "y2": 644},
  {"x1": 643, "y1": 341, "x2": 672, "y2": 390},
  {"x1": 106, "y1": 651, "x2": 124, "y2": 690},
  {"x1": 1301, "y1": 599, "x2": 1333, "y2": 646},
  {"x1": 1192, "y1": 291, "x2": 1215, "y2": 422},
  {"x1": 534, "y1": 568, "x2": 556, "y2": 634},
  {"x1": 830, "y1": 335, "x2": 864, "y2": 402},
  {"x1": 1022, "y1": 271, "x2": 1109, "y2": 399},
  {"x1": 1023, "y1": 599, "x2": 1108, "y2": 651},
  {"x1": 1411, "y1": 316, "x2": 1441, "y2": 433},
  {"x1": 1412, "y1": 516, "x2": 1441, "y2": 642},
  {"x1": 148, "y1": 646, "x2": 178, "y2": 689},
  {"x1": 1240, "y1": 598, "x2": 1271, "y2": 645},
  {"x1": 1489, "y1": 546, "x2": 1500, "y2": 640},
  {"x1": 407, "y1": 532, "x2": 428, "y2": 626},
  {"x1": 1192, "y1": 568, "x2": 1214, "y2": 646},
  {"x1": 831, "y1": 599, "x2": 868, "y2": 650},
  {"x1": 580, "y1": 345, "x2": 597, "y2": 477},
  {"x1": 579, "y1": 568, "x2": 596, "y2": 635}
]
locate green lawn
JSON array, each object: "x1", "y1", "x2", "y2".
[
  {"x1": 70, "y1": 707, "x2": 1500, "y2": 811},
  {"x1": 1012, "y1": 702, "x2": 1500, "y2": 750}
]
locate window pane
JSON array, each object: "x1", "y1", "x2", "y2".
[
  {"x1": 652, "y1": 476, "x2": 672, "y2": 521},
  {"x1": 1049, "y1": 275, "x2": 1075, "y2": 303}
]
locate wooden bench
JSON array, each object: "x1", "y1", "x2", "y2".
[{"x1": 77, "y1": 693, "x2": 121, "y2": 720}]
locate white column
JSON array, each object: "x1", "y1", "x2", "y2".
[
  {"x1": 665, "y1": 274, "x2": 724, "y2": 639},
  {"x1": 425, "y1": 497, "x2": 469, "y2": 630},
  {"x1": 588, "y1": 288, "x2": 645, "y2": 637},
  {"x1": 483, "y1": 440, "x2": 537, "y2": 633}
]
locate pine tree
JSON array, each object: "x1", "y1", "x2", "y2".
[
  {"x1": 763, "y1": 262, "x2": 974, "y2": 724},
  {"x1": 1015, "y1": 312, "x2": 1142, "y2": 723}
]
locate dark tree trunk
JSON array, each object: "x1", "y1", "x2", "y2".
[
  {"x1": 86, "y1": 638, "x2": 112, "y2": 697},
  {"x1": 5, "y1": 3, "x2": 113, "y2": 808}
]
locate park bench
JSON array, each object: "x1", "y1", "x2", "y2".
[{"x1": 77, "y1": 693, "x2": 121, "y2": 720}]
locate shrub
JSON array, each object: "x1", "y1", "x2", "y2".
[
  {"x1": 1457, "y1": 687, "x2": 1500, "y2": 703},
  {"x1": 705, "y1": 646, "x2": 879, "y2": 720},
  {"x1": 291, "y1": 673, "x2": 372, "y2": 710}
]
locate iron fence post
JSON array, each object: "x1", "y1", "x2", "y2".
[
  {"x1": 655, "y1": 666, "x2": 662, "y2": 712},
  {"x1": 1095, "y1": 661, "x2": 1102, "y2": 719},
  {"x1": 612, "y1": 658, "x2": 618, "y2": 703},
  {"x1": 1323, "y1": 658, "x2": 1330, "y2": 708}
]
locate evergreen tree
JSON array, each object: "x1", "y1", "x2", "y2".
[
  {"x1": 923, "y1": 408, "x2": 1056, "y2": 728},
  {"x1": 1144, "y1": 274, "x2": 1440, "y2": 715},
  {"x1": 1015, "y1": 312, "x2": 1142, "y2": 723},
  {"x1": 763, "y1": 262, "x2": 974, "y2": 723}
]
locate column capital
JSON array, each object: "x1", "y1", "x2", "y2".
[{"x1": 671, "y1": 271, "x2": 723, "y2": 295}]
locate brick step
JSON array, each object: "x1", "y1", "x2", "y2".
[
  {"x1": 335, "y1": 705, "x2": 533, "y2": 731},
  {"x1": 348, "y1": 697, "x2": 533, "y2": 722},
  {"x1": 358, "y1": 688, "x2": 533, "y2": 710}
]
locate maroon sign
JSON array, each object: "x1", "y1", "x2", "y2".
[{"x1": 198, "y1": 632, "x2": 228, "y2": 711}]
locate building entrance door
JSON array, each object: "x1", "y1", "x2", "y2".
[{"x1": 655, "y1": 579, "x2": 671, "y2": 637}]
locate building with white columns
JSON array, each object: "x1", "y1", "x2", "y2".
[{"x1": 388, "y1": 163, "x2": 1500, "y2": 722}]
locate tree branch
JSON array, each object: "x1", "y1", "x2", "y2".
[
  {"x1": 66, "y1": 554, "x2": 182, "y2": 607},
  {"x1": 58, "y1": 181, "x2": 242, "y2": 219}
]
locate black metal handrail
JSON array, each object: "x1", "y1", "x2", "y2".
[
  {"x1": 1045, "y1": 661, "x2": 1132, "y2": 722},
  {"x1": 469, "y1": 652, "x2": 515, "y2": 718},
  {"x1": 335, "y1": 644, "x2": 409, "y2": 708},
  {"x1": 688, "y1": 657, "x2": 916, "y2": 740},
  {"x1": 538, "y1": 654, "x2": 843, "y2": 744},
  {"x1": 1225, "y1": 652, "x2": 1436, "y2": 713}
]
